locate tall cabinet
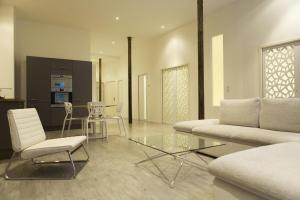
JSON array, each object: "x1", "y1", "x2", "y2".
[{"x1": 27, "y1": 56, "x2": 92, "y2": 130}]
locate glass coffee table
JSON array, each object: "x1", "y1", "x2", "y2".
[{"x1": 129, "y1": 132, "x2": 225, "y2": 187}]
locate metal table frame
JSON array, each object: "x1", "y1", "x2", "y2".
[{"x1": 129, "y1": 138, "x2": 225, "y2": 188}]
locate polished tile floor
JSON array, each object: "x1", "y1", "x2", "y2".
[{"x1": 0, "y1": 121, "x2": 214, "y2": 200}]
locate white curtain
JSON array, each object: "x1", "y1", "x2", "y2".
[{"x1": 162, "y1": 65, "x2": 189, "y2": 124}]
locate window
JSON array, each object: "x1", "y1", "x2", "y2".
[
  {"x1": 212, "y1": 34, "x2": 224, "y2": 106},
  {"x1": 262, "y1": 40, "x2": 300, "y2": 98}
]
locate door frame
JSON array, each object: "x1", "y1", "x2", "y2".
[{"x1": 138, "y1": 73, "x2": 148, "y2": 121}]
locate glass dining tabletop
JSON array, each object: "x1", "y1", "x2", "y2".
[{"x1": 72, "y1": 104, "x2": 117, "y2": 108}]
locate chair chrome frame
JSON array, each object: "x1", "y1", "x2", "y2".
[
  {"x1": 4, "y1": 144, "x2": 89, "y2": 180},
  {"x1": 86, "y1": 102, "x2": 108, "y2": 142},
  {"x1": 107, "y1": 104, "x2": 127, "y2": 137},
  {"x1": 61, "y1": 102, "x2": 87, "y2": 137}
]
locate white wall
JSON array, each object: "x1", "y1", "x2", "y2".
[
  {"x1": 96, "y1": 0, "x2": 300, "y2": 122},
  {"x1": 0, "y1": 6, "x2": 14, "y2": 98},
  {"x1": 149, "y1": 22, "x2": 198, "y2": 122},
  {"x1": 15, "y1": 19, "x2": 92, "y2": 100},
  {"x1": 204, "y1": 0, "x2": 300, "y2": 117},
  {"x1": 108, "y1": 23, "x2": 198, "y2": 123}
]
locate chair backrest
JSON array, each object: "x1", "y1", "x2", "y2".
[
  {"x1": 7, "y1": 108, "x2": 46, "y2": 152},
  {"x1": 116, "y1": 103, "x2": 123, "y2": 116},
  {"x1": 87, "y1": 102, "x2": 105, "y2": 118},
  {"x1": 64, "y1": 102, "x2": 73, "y2": 115}
]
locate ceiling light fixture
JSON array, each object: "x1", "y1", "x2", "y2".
[
  {"x1": 161, "y1": 25, "x2": 165, "y2": 29},
  {"x1": 112, "y1": 41, "x2": 116, "y2": 45},
  {"x1": 115, "y1": 16, "x2": 120, "y2": 21}
]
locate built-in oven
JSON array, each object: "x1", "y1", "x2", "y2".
[{"x1": 51, "y1": 75, "x2": 72, "y2": 107}]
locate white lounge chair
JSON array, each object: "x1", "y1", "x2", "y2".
[{"x1": 4, "y1": 108, "x2": 89, "y2": 180}]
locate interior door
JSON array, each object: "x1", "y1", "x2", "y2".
[
  {"x1": 104, "y1": 81, "x2": 117, "y2": 116},
  {"x1": 138, "y1": 74, "x2": 147, "y2": 121}
]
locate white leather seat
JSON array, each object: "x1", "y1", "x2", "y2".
[
  {"x1": 5, "y1": 108, "x2": 89, "y2": 179},
  {"x1": 21, "y1": 136, "x2": 86, "y2": 159}
]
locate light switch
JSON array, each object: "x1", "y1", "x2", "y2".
[{"x1": 226, "y1": 86, "x2": 230, "y2": 93}]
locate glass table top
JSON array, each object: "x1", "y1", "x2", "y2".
[{"x1": 129, "y1": 133, "x2": 225, "y2": 154}]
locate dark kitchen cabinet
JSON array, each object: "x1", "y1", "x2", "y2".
[
  {"x1": 27, "y1": 56, "x2": 51, "y2": 102},
  {"x1": 73, "y1": 61, "x2": 92, "y2": 103},
  {"x1": 51, "y1": 59, "x2": 73, "y2": 75},
  {"x1": 26, "y1": 56, "x2": 52, "y2": 127},
  {"x1": 26, "y1": 56, "x2": 92, "y2": 131},
  {"x1": 72, "y1": 61, "x2": 92, "y2": 119}
]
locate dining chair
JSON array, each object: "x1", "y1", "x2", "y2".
[
  {"x1": 5, "y1": 108, "x2": 89, "y2": 180},
  {"x1": 86, "y1": 102, "x2": 108, "y2": 142},
  {"x1": 106, "y1": 103, "x2": 127, "y2": 137},
  {"x1": 61, "y1": 102, "x2": 87, "y2": 137}
]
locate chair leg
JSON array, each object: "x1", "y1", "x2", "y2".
[
  {"x1": 105, "y1": 121, "x2": 108, "y2": 142},
  {"x1": 81, "y1": 120, "x2": 84, "y2": 136},
  {"x1": 4, "y1": 152, "x2": 18, "y2": 180},
  {"x1": 117, "y1": 118, "x2": 122, "y2": 136},
  {"x1": 85, "y1": 120, "x2": 89, "y2": 144},
  {"x1": 92, "y1": 122, "x2": 96, "y2": 135},
  {"x1": 68, "y1": 119, "x2": 72, "y2": 133},
  {"x1": 120, "y1": 116, "x2": 127, "y2": 137},
  {"x1": 67, "y1": 151, "x2": 76, "y2": 178},
  {"x1": 81, "y1": 144, "x2": 90, "y2": 161},
  {"x1": 5, "y1": 147, "x2": 88, "y2": 180},
  {"x1": 61, "y1": 118, "x2": 67, "y2": 137}
]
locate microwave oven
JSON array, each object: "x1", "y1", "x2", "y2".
[{"x1": 51, "y1": 92, "x2": 72, "y2": 107}]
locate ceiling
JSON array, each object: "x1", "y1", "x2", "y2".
[{"x1": 0, "y1": 0, "x2": 238, "y2": 58}]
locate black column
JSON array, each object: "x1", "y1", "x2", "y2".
[
  {"x1": 197, "y1": 0, "x2": 205, "y2": 119},
  {"x1": 128, "y1": 37, "x2": 133, "y2": 124},
  {"x1": 99, "y1": 58, "x2": 102, "y2": 101}
]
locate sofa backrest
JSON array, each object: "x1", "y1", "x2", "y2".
[
  {"x1": 260, "y1": 98, "x2": 300, "y2": 133},
  {"x1": 219, "y1": 98, "x2": 260, "y2": 128}
]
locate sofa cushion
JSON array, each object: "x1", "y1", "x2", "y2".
[
  {"x1": 173, "y1": 119, "x2": 219, "y2": 132},
  {"x1": 208, "y1": 142, "x2": 300, "y2": 200},
  {"x1": 192, "y1": 124, "x2": 300, "y2": 146},
  {"x1": 260, "y1": 98, "x2": 300, "y2": 133},
  {"x1": 220, "y1": 98, "x2": 260, "y2": 128}
]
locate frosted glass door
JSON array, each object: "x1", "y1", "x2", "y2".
[
  {"x1": 162, "y1": 66, "x2": 189, "y2": 124},
  {"x1": 138, "y1": 75, "x2": 147, "y2": 121}
]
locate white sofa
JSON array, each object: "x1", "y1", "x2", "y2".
[
  {"x1": 208, "y1": 142, "x2": 300, "y2": 200},
  {"x1": 174, "y1": 98, "x2": 300, "y2": 146},
  {"x1": 174, "y1": 98, "x2": 300, "y2": 200}
]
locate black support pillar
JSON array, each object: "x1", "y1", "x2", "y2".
[
  {"x1": 197, "y1": 0, "x2": 205, "y2": 119},
  {"x1": 128, "y1": 37, "x2": 133, "y2": 124},
  {"x1": 99, "y1": 58, "x2": 102, "y2": 101}
]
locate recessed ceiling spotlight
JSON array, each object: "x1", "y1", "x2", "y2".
[
  {"x1": 112, "y1": 41, "x2": 116, "y2": 45},
  {"x1": 115, "y1": 16, "x2": 120, "y2": 21},
  {"x1": 99, "y1": 51, "x2": 103, "y2": 54},
  {"x1": 161, "y1": 25, "x2": 165, "y2": 29}
]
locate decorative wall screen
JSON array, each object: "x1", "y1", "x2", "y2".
[
  {"x1": 162, "y1": 65, "x2": 189, "y2": 124},
  {"x1": 263, "y1": 42, "x2": 298, "y2": 98}
]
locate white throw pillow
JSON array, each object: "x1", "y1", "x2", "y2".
[
  {"x1": 219, "y1": 98, "x2": 260, "y2": 128},
  {"x1": 260, "y1": 98, "x2": 300, "y2": 133}
]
